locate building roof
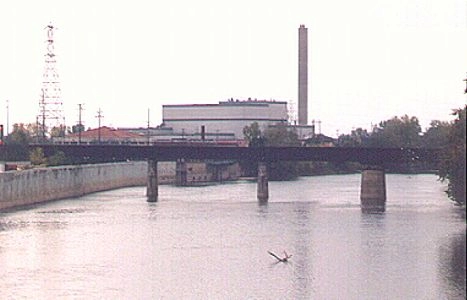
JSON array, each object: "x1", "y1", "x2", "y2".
[
  {"x1": 67, "y1": 126, "x2": 141, "y2": 140},
  {"x1": 163, "y1": 99, "x2": 287, "y2": 108}
]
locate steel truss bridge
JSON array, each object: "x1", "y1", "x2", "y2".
[{"x1": 10, "y1": 144, "x2": 441, "y2": 165}]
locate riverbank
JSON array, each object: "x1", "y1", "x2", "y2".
[{"x1": 0, "y1": 161, "x2": 148, "y2": 211}]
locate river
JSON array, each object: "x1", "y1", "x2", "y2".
[{"x1": 0, "y1": 174, "x2": 465, "y2": 299}]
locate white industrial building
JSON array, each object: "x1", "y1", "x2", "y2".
[{"x1": 162, "y1": 99, "x2": 289, "y2": 139}]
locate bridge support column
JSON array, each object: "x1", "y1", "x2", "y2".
[
  {"x1": 175, "y1": 159, "x2": 188, "y2": 186},
  {"x1": 360, "y1": 166, "x2": 386, "y2": 212},
  {"x1": 257, "y1": 162, "x2": 269, "y2": 202},
  {"x1": 147, "y1": 160, "x2": 158, "y2": 202}
]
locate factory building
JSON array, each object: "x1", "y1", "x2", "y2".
[{"x1": 162, "y1": 99, "x2": 288, "y2": 140}]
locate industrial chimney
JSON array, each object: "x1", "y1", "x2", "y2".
[{"x1": 298, "y1": 24, "x2": 308, "y2": 125}]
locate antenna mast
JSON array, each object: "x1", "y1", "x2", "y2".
[
  {"x1": 96, "y1": 108, "x2": 104, "y2": 144},
  {"x1": 38, "y1": 23, "x2": 65, "y2": 139}
]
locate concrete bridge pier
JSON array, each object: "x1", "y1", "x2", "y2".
[
  {"x1": 257, "y1": 162, "x2": 269, "y2": 202},
  {"x1": 360, "y1": 166, "x2": 386, "y2": 212},
  {"x1": 175, "y1": 159, "x2": 188, "y2": 186},
  {"x1": 147, "y1": 160, "x2": 158, "y2": 202}
]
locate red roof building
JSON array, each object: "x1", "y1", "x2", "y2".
[{"x1": 57, "y1": 126, "x2": 144, "y2": 144}]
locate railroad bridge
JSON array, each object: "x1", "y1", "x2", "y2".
[{"x1": 3, "y1": 144, "x2": 441, "y2": 211}]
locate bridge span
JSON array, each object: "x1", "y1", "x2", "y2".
[
  {"x1": 2, "y1": 144, "x2": 442, "y2": 212},
  {"x1": 29, "y1": 144, "x2": 439, "y2": 165}
]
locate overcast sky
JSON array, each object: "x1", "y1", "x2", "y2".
[{"x1": 0, "y1": 0, "x2": 466, "y2": 136}]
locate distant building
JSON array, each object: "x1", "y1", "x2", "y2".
[
  {"x1": 55, "y1": 126, "x2": 144, "y2": 144},
  {"x1": 303, "y1": 133, "x2": 336, "y2": 147},
  {"x1": 162, "y1": 99, "x2": 288, "y2": 139},
  {"x1": 269, "y1": 124, "x2": 315, "y2": 140},
  {"x1": 121, "y1": 126, "x2": 238, "y2": 143}
]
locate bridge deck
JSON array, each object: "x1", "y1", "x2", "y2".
[{"x1": 8, "y1": 144, "x2": 441, "y2": 165}]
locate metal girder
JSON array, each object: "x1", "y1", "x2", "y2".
[{"x1": 21, "y1": 144, "x2": 442, "y2": 165}]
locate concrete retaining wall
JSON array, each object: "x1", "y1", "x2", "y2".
[{"x1": 0, "y1": 161, "x2": 149, "y2": 211}]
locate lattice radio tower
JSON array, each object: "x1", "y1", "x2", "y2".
[{"x1": 38, "y1": 24, "x2": 65, "y2": 139}]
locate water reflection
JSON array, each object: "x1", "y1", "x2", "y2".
[
  {"x1": 361, "y1": 204, "x2": 385, "y2": 214},
  {"x1": 291, "y1": 202, "x2": 313, "y2": 300},
  {"x1": 439, "y1": 230, "x2": 466, "y2": 299},
  {"x1": 0, "y1": 218, "x2": 67, "y2": 232}
]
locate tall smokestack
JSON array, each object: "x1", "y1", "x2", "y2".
[{"x1": 298, "y1": 24, "x2": 308, "y2": 125}]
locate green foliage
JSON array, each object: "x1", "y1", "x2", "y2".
[
  {"x1": 336, "y1": 117, "x2": 450, "y2": 150},
  {"x1": 47, "y1": 151, "x2": 67, "y2": 166},
  {"x1": 30, "y1": 147, "x2": 47, "y2": 166},
  {"x1": 7, "y1": 123, "x2": 32, "y2": 146},
  {"x1": 438, "y1": 106, "x2": 466, "y2": 206},
  {"x1": 242, "y1": 123, "x2": 301, "y2": 180},
  {"x1": 243, "y1": 122, "x2": 264, "y2": 147},
  {"x1": 50, "y1": 125, "x2": 69, "y2": 138},
  {"x1": 241, "y1": 122, "x2": 262, "y2": 176},
  {"x1": 30, "y1": 148, "x2": 67, "y2": 167},
  {"x1": 263, "y1": 125, "x2": 301, "y2": 147},
  {"x1": 72, "y1": 123, "x2": 85, "y2": 134},
  {"x1": 422, "y1": 120, "x2": 450, "y2": 148},
  {"x1": 3, "y1": 123, "x2": 31, "y2": 161},
  {"x1": 25, "y1": 123, "x2": 41, "y2": 139},
  {"x1": 370, "y1": 115, "x2": 421, "y2": 148},
  {"x1": 263, "y1": 125, "x2": 300, "y2": 180},
  {"x1": 337, "y1": 128, "x2": 370, "y2": 147}
]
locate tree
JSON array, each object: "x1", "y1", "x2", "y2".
[
  {"x1": 26, "y1": 123, "x2": 41, "y2": 139},
  {"x1": 30, "y1": 147, "x2": 47, "y2": 166},
  {"x1": 72, "y1": 123, "x2": 85, "y2": 134},
  {"x1": 422, "y1": 120, "x2": 450, "y2": 149},
  {"x1": 263, "y1": 125, "x2": 300, "y2": 180},
  {"x1": 439, "y1": 106, "x2": 466, "y2": 206},
  {"x1": 47, "y1": 151, "x2": 67, "y2": 166},
  {"x1": 243, "y1": 122, "x2": 263, "y2": 147},
  {"x1": 242, "y1": 123, "x2": 301, "y2": 180},
  {"x1": 4, "y1": 123, "x2": 31, "y2": 160},
  {"x1": 337, "y1": 128, "x2": 370, "y2": 147},
  {"x1": 370, "y1": 115, "x2": 422, "y2": 148},
  {"x1": 241, "y1": 122, "x2": 263, "y2": 176},
  {"x1": 264, "y1": 125, "x2": 301, "y2": 147},
  {"x1": 50, "y1": 125, "x2": 69, "y2": 138},
  {"x1": 7, "y1": 123, "x2": 32, "y2": 145}
]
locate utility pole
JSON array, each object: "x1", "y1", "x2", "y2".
[
  {"x1": 147, "y1": 108, "x2": 150, "y2": 145},
  {"x1": 78, "y1": 103, "x2": 83, "y2": 144},
  {"x1": 5, "y1": 99, "x2": 9, "y2": 136},
  {"x1": 464, "y1": 73, "x2": 467, "y2": 94},
  {"x1": 96, "y1": 108, "x2": 103, "y2": 144},
  {"x1": 36, "y1": 115, "x2": 40, "y2": 143}
]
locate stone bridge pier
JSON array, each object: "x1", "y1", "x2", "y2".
[
  {"x1": 257, "y1": 162, "x2": 269, "y2": 202},
  {"x1": 147, "y1": 160, "x2": 158, "y2": 202},
  {"x1": 360, "y1": 166, "x2": 386, "y2": 212}
]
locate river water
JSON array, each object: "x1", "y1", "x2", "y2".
[{"x1": 0, "y1": 174, "x2": 465, "y2": 299}]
